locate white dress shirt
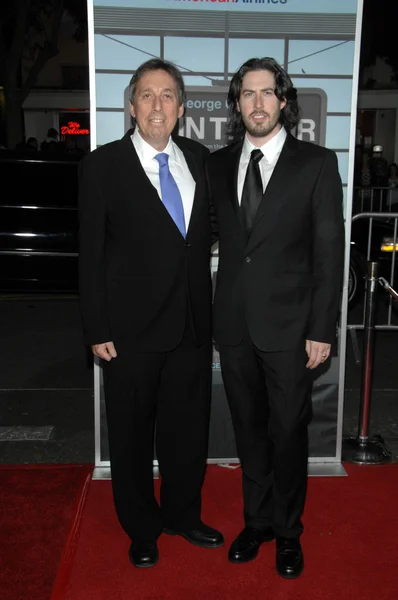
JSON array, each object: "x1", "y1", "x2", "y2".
[
  {"x1": 131, "y1": 128, "x2": 196, "y2": 228},
  {"x1": 237, "y1": 126, "x2": 287, "y2": 205}
]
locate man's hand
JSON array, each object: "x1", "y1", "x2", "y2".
[
  {"x1": 305, "y1": 340, "x2": 330, "y2": 369},
  {"x1": 91, "y1": 341, "x2": 117, "y2": 362}
]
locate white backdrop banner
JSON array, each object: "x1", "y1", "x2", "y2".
[{"x1": 88, "y1": 0, "x2": 363, "y2": 468}]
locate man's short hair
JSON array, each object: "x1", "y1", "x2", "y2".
[{"x1": 129, "y1": 58, "x2": 186, "y2": 106}]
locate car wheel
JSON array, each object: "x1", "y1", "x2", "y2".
[{"x1": 348, "y1": 248, "x2": 366, "y2": 308}]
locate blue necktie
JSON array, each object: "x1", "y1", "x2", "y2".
[{"x1": 154, "y1": 153, "x2": 186, "y2": 238}]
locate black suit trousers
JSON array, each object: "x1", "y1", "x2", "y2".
[
  {"x1": 102, "y1": 322, "x2": 212, "y2": 543},
  {"x1": 219, "y1": 334, "x2": 313, "y2": 538}
]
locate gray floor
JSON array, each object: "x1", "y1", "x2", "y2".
[
  {"x1": 0, "y1": 294, "x2": 397, "y2": 465},
  {"x1": 0, "y1": 295, "x2": 94, "y2": 464}
]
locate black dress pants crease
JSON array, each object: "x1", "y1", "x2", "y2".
[
  {"x1": 219, "y1": 335, "x2": 312, "y2": 539},
  {"x1": 102, "y1": 321, "x2": 212, "y2": 544}
]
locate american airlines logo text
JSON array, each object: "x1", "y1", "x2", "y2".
[{"x1": 173, "y1": 1, "x2": 288, "y2": 4}]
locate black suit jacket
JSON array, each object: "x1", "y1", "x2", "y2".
[
  {"x1": 206, "y1": 133, "x2": 345, "y2": 351},
  {"x1": 78, "y1": 131, "x2": 213, "y2": 350}
]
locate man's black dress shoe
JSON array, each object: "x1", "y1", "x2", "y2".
[
  {"x1": 128, "y1": 541, "x2": 159, "y2": 568},
  {"x1": 228, "y1": 526, "x2": 274, "y2": 563},
  {"x1": 276, "y1": 537, "x2": 304, "y2": 579},
  {"x1": 163, "y1": 522, "x2": 224, "y2": 548}
]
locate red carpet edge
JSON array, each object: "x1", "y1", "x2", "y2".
[{"x1": 50, "y1": 466, "x2": 94, "y2": 600}]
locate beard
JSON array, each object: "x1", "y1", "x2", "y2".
[{"x1": 242, "y1": 111, "x2": 281, "y2": 139}]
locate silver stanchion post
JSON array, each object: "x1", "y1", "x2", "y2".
[{"x1": 343, "y1": 261, "x2": 392, "y2": 464}]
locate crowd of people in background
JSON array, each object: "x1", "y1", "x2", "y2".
[{"x1": 0, "y1": 127, "x2": 87, "y2": 159}]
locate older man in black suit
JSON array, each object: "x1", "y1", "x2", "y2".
[
  {"x1": 78, "y1": 58, "x2": 223, "y2": 568},
  {"x1": 206, "y1": 57, "x2": 345, "y2": 579}
]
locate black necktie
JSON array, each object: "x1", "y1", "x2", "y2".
[{"x1": 240, "y1": 149, "x2": 264, "y2": 233}]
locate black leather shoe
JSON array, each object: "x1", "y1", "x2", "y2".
[
  {"x1": 276, "y1": 537, "x2": 304, "y2": 579},
  {"x1": 163, "y1": 522, "x2": 224, "y2": 548},
  {"x1": 228, "y1": 526, "x2": 274, "y2": 563},
  {"x1": 128, "y1": 541, "x2": 159, "y2": 568}
]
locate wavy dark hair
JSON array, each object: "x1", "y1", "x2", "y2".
[
  {"x1": 226, "y1": 57, "x2": 301, "y2": 142},
  {"x1": 128, "y1": 58, "x2": 186, "y2": 127}
]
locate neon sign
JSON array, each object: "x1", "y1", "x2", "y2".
[{"x1": 61, "y1": 121, "x2": 89, "y2": 135}]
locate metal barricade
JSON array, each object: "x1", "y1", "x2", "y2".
[
  {"x1": 344, "y1": 210, "x2": 398, "y2": 463},
  {"x1": 354, "y1": 186, "x2": 398, "y2": 215},
  {"x1": 348, "y1": 212, "x2": 398, "y2": 331},
  {"x1": 343, "y1": 261, "x2": 396, "y2": 464}
]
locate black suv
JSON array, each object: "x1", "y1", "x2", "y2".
[{"x1": 0, "y1": 150, "x2": 80, "y2": 293}]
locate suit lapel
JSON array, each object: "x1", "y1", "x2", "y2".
[
  {"x1": 116, "y1": 131, "x2": 163, "y2": 207},
  {"x1": 223, "y1": 141, "x2": 244, "y2": 225},
  {"x1": 115, "y1": 132, "x2": 185, "y2": 234},
  {"x1": 249, "y1": 133, "x2": 300, "y2": 237},
  {"x1": 175, "y1": 142, "x2": 199, "y2": 237}
]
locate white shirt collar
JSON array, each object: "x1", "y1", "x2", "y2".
[
  {"x1": 131, "y1": 127, "x2": 177, "y2": 164},
  {"x1": 242, "y1": 126, "x2": 287, "y2": 164}
]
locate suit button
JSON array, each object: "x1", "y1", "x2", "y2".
[
  {"x1": 185, "y1": 242, "x2": 192, "y2": 247},
  {"x1": 245, "y1": 256, "x2": 251, "y2": 263}
]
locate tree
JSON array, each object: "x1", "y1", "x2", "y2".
[
  {"x1": 0, "y1": 0, "x2": 87, "y2": 149},
  {"x1": 360, "y1": 0, "x2": 398, "y2": 85}
]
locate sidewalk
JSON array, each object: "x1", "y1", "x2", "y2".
[{"x1": 0, "y1": 295, "x2": 397, "y2": 464}]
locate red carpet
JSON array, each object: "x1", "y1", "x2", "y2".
[
  {"x1": 0, "y1": 464, "x2": 92, "y2": 600},
  {"x1": 54, "y1": 463, "x2": 397, "y2": 600}
]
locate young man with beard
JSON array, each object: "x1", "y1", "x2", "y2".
[{"x1": 206, "y1": 57, "x2": 345, "y2": 578}]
